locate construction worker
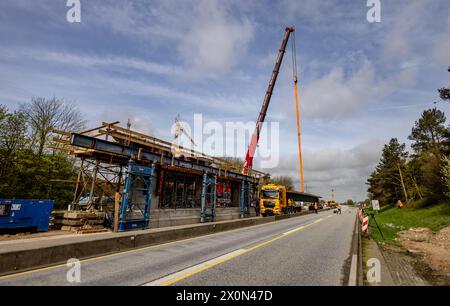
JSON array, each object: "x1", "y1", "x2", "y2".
[{"x1": 253, "y1": 198, "x2": 260, "y2": 216}]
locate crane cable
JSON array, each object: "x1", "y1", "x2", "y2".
[{"x1": 291, "y1": 31, "x2": 305, "y2": 193}]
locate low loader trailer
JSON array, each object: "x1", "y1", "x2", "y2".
[{"x1": 259, "y1": 184, "x2": 321, "y2": 216}]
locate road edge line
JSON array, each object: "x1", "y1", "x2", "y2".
[{"x1": 348, "y1": 211, "x2": 359, "y2": 286}]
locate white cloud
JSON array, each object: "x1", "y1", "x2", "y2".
[
  {"x1": 299, "y1": 60, "x2": 375, "y2": 119},
  {"x1": 100, "y1": 108, "x2": 154, "y2": 136},
  {"x1": 264, "y1": 139, "x2": 384, "y2": 201},
  {"x1": 89, "y1": 0, "x2": 254, "y2": 74},
  {"x1": 381, "y1": 0, "x2": 431, "y2": 62},
  {"x1": 377, "y1": 65, "x2": 418, "y2": 97},
  {"x1": 178, "y1": 1, "x2": 254, "y2": 73},
  {"x1": 433, "y1": 15, "x2": 450, "y2": 65},
  {"x1": 0, "y1": 47, "x2": 186, "y2": 78}
]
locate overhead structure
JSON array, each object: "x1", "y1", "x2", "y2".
[
  {"x1": 242, "y1": 27, "x2": 295, "y2": 175},
  {"x1": 53, "y1": 121, "x2": 265, "y2": 231}
]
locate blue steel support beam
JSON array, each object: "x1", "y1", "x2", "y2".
[
  {"x1": 144, "y1": 165, "x2": 154, "y2": 223},
  {"x1": 212, "y1": 176, "x2": 217, "y2": 222},
  {"x1": 118, "y1": 162, "x2": 133, "y2": 232},
  {"x1": 240, "y1": 182, "x2": 245, "y2": 218},
  {"x1": 70, "y1": 133, "x2": 258, "y2": 183},
  {"x1": 200, "y1": 173, "x2": 207, "y2": 223},
  {"x1": 118, "y1": 161, "x2": 154, "y2": 232},
  {"x1": 247, "y1": 183, "x2": 252, "y2": 215}
]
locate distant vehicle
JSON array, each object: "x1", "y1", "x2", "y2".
[{"x1": 326, "y1": 200, "x2": 337, "y2": 209}]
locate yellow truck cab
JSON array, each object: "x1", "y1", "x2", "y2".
[
  {"x1": 328, "y1": 200, "x2": 337, "y2": 208},
  {"x1": 260, "y1": 184, "x2": 288, "y2": 216}
]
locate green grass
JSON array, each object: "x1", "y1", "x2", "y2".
[{"x1": 368, "y1": 201, "x2": 450, "y2": 244}]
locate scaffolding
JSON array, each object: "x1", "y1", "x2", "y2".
[
  {"x1": 52, "y1": 121, "x2": 264, "y2": 231},
  {"x1": 118, "y1": 161, "x2": 153, "y2": 231}
]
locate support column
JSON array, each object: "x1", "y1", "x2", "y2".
[
  {"x1": 72, "y1": 159, "x2": 84, "y2": 209},
  {"x1": 88, "y1": 160, "x2": 100, "y2": 207},
  {"x1": 200, "y1": 173, "x2": 207, "y2": 223},
  {"x1": 143, "y1": 164, "x2": 154, "y2": 226},
  {"x1": 247, "y1": 183, "x2": 252, "y2": 216},
  {"x1": 118, "y1": 161, "x2": 133, "y2": 232},
  {"x1": 211, "y1": 176, "x2": 217, "y2": 222},
  {"x1": 240, "y1": 182, "x2": 245, "y2": 218}
]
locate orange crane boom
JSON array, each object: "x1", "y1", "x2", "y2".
[
  {"x1": 291, "y1": 32, "x2": 305, "y2": 192},
  {"x1": 294, "y1": 78, "x2": 304, "y2": 192}
]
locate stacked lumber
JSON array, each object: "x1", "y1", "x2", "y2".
[
  {"x1": 49, "y1": 211, "x2": 65, "y2": 230},
  {"x1": 75, "y1": 227, "x2": 109, "y2": 234},
  {"x1": 53, "y1": 211, "x2": 106, "y2": 232}
]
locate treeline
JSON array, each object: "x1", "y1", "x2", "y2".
[
  {"x1": 220, "y1": 156, "x2": 296, "y2": 191},
  {"x1": 368, "y1": 66, "x2": 450, "y2": 207},
  {"x1": 0, "y1": 97, "x2": 85, "y2": 208}
]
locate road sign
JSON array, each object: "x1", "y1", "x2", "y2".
[{"x1": 371, "y1": 200, "x2": 380, "y2": 211}]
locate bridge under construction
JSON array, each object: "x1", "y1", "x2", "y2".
[{"x1": 52, "y1": 121, "x2": 264, "y2": 232}]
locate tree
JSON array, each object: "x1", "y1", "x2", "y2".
[
  {"x1": 407, "y1": 108, "x2": 450, "y2": 200},
  {"x1": 0, "y1": 107, "x2": 28, "y2": 177},
  {"x1": 221, "y1": 156, "x2": 244, "y2": 172},
  {"x1": 405, "y1": 157, "x2": 424, "y2": 200},
  {"x1": 269, "y1": 176, "x2": 294, "y2": 191},
  {"x1": 367, "y1": 138, "x2": 409, "y2": 205},
  {"x1": 438, "y1": 66, "x2": 450, "y2": 102},
  {"x1": 419, "y1": 152, "x2": 445, "y2": 200},
  {"x1": 0, "y1": 105, "x2": 6, "y2": 121},
  {"x1": 0, "y1": 102, "x2": 81, "y2": 208},
  {"x1": 20, "y1": 97, "x2": 86, "y2": 155},
  {"x1": 408, "y1": 108, "x2": 449, "y2": 158},
  {"x1": 443, "y1": 156, "x2": 450, "y2": 199}
]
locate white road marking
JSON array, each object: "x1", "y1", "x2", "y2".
[{"x1": 349, "y1": 254, "x2": 358, "y2": 286}]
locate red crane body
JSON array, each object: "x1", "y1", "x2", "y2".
[{"x1": 242, "y1": 27, "x2": 295, "y2": 175}]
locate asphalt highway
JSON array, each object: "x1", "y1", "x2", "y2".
[{"x1": 0, "y1": 206, "x2": 356, "y2": 286}]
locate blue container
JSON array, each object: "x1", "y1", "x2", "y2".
[{"x1": 0, "y1": 199, "x2": 54, "y2": 232}]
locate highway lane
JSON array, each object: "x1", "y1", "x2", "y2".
[
  {"x1": 0, "y1": 207, "x2": 356, "y2": 286},
  {"x1": 172, "y1": 206, "x2": 356, "y2": 286}
]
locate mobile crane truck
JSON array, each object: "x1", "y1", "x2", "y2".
[{"x1": 259, "y1": 183, "x2": 302, "y2": 216}]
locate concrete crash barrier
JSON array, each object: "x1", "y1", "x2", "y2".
[{"x1": 0, "y1": 209, "x2": 328, "y2": 276}]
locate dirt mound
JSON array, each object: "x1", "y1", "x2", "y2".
[
  {"x1": 398, "y1": 227, "x2": 432, "y2": 243},
  {"x1": 398, "y1": 227, "x2": 450, "y2": 276}
]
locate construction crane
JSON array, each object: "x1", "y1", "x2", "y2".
[
  {"x1": 242, "y1": 27, "x2": 295, "y2": 175},
  {"x1": 172, "y1": 114, "x2": 196, "y2": 157},
  {"x1": 291, "y1": 31, "x2": 305, "y2": 192}
]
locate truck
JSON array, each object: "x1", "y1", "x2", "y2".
[
  {"x1": 326, "y1": 200, "x2": 337, "y2": 209},
  {"x1": 259, "y1": 184, "x2": 300, "y2": 216}
]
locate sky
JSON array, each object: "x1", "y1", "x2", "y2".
[{"x1": 0, "y1": 0, "x2": 449, "y2": 202}]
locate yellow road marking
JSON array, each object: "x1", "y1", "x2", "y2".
[
  {"x1": 145, "y1": 249, "x2": 247, "y2": 286},
  {"x1": 282, "y1": 225, "x2": 306, "y2": 236},
  {"x1": 152, "y1": 217, "x2": 328, "y2": 286},
  {"x1": 0, "y1": 232, "x2": 228, "y2": 281},
  {"x1": 0, "y1": 213, "x2": 333, "y2": 282}
]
